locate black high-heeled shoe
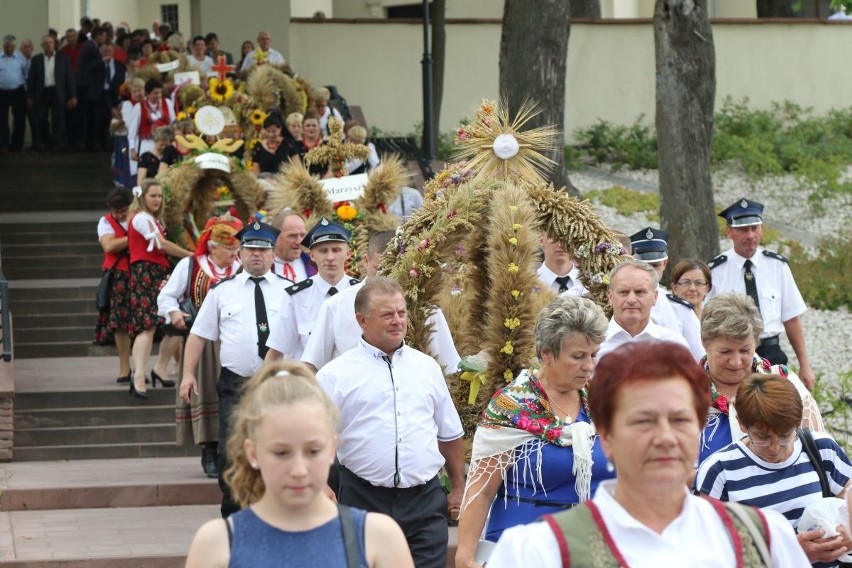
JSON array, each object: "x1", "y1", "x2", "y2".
[
  {"x1": 129, "y1": 379, "x2": 149, "y2": 400},
  {"x1": 151, "y1": 370, "x2": 175, "y2": 388},
  {"x1": 116, "y1": 374, "x2": 131, "y2": 384}
]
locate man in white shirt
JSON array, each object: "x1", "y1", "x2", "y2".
[
  {"x1": 187, "y1": 35, "x2": 213, "y2": 75},
  {"x1": 706, "y1": 197, "x2": 814, "y2": 389},
  {"x1": 265, "y1": 217, "x2": 358, "y2": 358},
  {"x1": 629, "y1": 227, "x2": 704, "y2": 359},
  {"x1": 316, "y1": 277, "x2": 465, "y2": 568},
  {"x1": 270, "y1": 209, "x2": 315, "y2": 282},
  {"x1": 180, "y1": 221, "x2": 300, "y2": 518},
  {"x1": 598, "y1": 259, "x2": 690, "y2": 360},
  {"x1": 239, "y1": 30, "x2": 286, "y2": 72},
  {"x1": 301, "y1": 230, "x2": 461, "y2": 374},
  {"x1": 537, "y1": 234, "x2": 586, "y2": 296}
]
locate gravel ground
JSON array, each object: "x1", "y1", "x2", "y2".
[{"x1": 568, "y1": 167, "x2": 852, "y2": 391}]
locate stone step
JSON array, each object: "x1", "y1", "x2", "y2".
[
  {"x1": 0, "y1": 457, "x2": 217, "y2": 512},
  {"x1": 0, "y1": 229, "x2": 94, "y2": 245},
  {"x1": 15, "y1": 326, "x2": 94, "y2": 344},
  {"x1": 8, "y1": 279, "x2": 99, "y2": 300},
  {"x1": 2, "y1": 242, "x2": 104, "y2": 257},
  {"x1": 7, "y1": 254, "x2": 104, "y2": 270},
  {"x1": 13, "y1": 312, "x2": 98, "y2": 328},
  {"x1": 15, "y1": 341, "x2": 97, "y2": 359},
  {"x1": 15, "y1": 405, "x2": 176, "y2": 429},
  {"x1": 15, "y1": 423, "x2": 177, "y2": 447},
  {"x1": 10, "y1": 297, "x2": 100, "y2": 316},
  {"x1": 15, "y1": 388, "x2": 177, "y2": 410},
  {"x1": 12, "y1": 442, "x2": 198, "y2": 461},
  {"x1": 4, "y1": 264, "x2": 100, "y2": 280}
]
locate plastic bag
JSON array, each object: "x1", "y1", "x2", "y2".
[{"x1": 798, "y1": 497, "x2": 852, "y2": 563}]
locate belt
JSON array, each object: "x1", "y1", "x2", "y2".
[
  {"x1": 339, "y1": 465, "x2": 437, "y2": 494},
  {"x1": 759, "y1": 336, "x2": 780, "y2": 347},
  {"x1": 503, "y1": 495, "x2": 578, "y2": 508}
]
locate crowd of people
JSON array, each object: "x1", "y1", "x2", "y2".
[{"x1": 18, "y1": 14, "x2": 848, "y2": 568}]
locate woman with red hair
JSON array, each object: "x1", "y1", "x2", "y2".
[{"x1": 158, "y1": 214, "x2": 244, "y2": 478}]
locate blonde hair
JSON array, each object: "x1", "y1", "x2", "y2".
[
  {"x1": 224, "y1": 360, "x2": 338, "y2": 507},
  {"x1": 128, "y1": 77, "x2": 145, "y2": 90},
  {"x1": 347, "y1": 125, "x2": 367, "y2": 144},
  {"x1": 153, "y1": 125, "x2": 174, "y2": 144},
  {"x1": 128, "y1": 178, "x2": 165, "y2": 224},
  {"x1": 285, "y1": 112, "x2": 303, "y2": 128},
  {"x1": 310, "y1": 86, "x2": 330, "y2": 102}
]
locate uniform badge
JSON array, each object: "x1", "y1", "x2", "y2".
[
  {"x1": 320, "y1": 218, "x2": 329, "y2": 226},
  {"x1": 257, "y1": 322, "x2": 268, "y2": 333},
  {"x1": 645, "y1": 228, "x2": 654, "y2": 240},
  {"x1": 253, "y1": 221, "x2": 260, "y2": 230},
  {"x1": 740, "y1": 199, "x2": 748, "y2": 208}
]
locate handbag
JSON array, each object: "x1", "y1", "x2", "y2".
[
  {"x1": 798, "y1": 427, "x2": 832, "y2": 497},
  {"x1": 161, "y1": 257, "x2": 197, "y2": 337},
  {"x1": 96, "y1": 253, "x2": 127, "y2": 311}
]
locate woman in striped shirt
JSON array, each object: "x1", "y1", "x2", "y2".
[{"x1": 696, "y1": 374, "x2": 852, "y2": 567}]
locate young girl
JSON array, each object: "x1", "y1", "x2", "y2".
[{"x1": 185, "y1": 361, "x2": 414, "y2": 568}]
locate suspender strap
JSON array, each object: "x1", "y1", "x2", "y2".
[
  {"x1": 337, "y1": 504, "x2": 360, "y2": 568},
  {"x1": 798, "y1": 427, "x2": 832, "y2": 497}
]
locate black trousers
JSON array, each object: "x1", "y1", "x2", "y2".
[
  {"x1": 0, "y1": 86, "x2": 26, "y2": 151},
  {"x1": 338, "y1": 467, "x2": 448, "y2": 568},
  {"x1": 33, "y1": 88, "x2": 65, "y2": 150},
  {"x1": 216, "y1": 366, "x2": 249, "y2": 518}
]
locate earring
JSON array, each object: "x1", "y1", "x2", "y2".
[
  {"x1": 606, "y1": 460, "x2": 615, "y2": 473},
  {"x1": 250, "y1": 461, "x2": 259, "y2": 469}
]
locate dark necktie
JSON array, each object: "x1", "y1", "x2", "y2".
[
  {"x1": 104, "y1": 61, "x2": 112, "y2": 89},
  {"x1": 250, "y1": 277, "x2": 269, "y2": 359},
  {"x1": 743, "y1": 259, "x2": 760, "y2": 310},
  {"x1": 555, "y1": 276, "x2": 572, "y2": 293},
  {"x1": 327, "y1": 286, "x2": 338, "y2": 297}
]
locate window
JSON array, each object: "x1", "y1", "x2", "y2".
[{"x1": 161, "y1": 4, "x2": 179, "y2": 32}]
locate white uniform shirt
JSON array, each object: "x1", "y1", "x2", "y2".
[
  {"x1": 317, "y1": 339, "x2": 464, "y2": 488},
  {"x1": 272, "y1": 255, "x2": 309, "y2": 283},
  {"x1": 301, "y1": 280, "x2": 462, "y2": 374},
  {"x1": 239, "y1": 48, "x2": 286, "y2": 71},
  {"x1": 487, "y1": 480, "x2": 809, "y2": 568},
  {"x1": 598, "y1": 317, "x2": 691, "y2": 361},
  {"x1": 276, "y1": 274, "x2": 357, "y2": 357},
  {"x1": 190, "y1": 270, "x2": 300, "y2": 377},
  {"x1": 537, "y1": 263, "x2": 587, "y2": 297},
  {"x1": 706, "y1": 247, "x2": 806, "y2": 338},
  {"x1": 652, "y1": 286, "x2": 704, "y2": 360},
  {"x1": 156, "y1": 255, "x2": 241, "y2": 323}
]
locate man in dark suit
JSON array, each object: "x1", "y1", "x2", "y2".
[
  {"x1": 74, "y1": 26, "x2": 107, "y2": 150},
  {"x1": 27, "y1": 35, "x2": 77, "y2": 152}
]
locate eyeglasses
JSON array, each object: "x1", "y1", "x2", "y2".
[
  {"x1": 747, "y1": 430, "x2": 797, "y2": 448},
  {"x1": 675, "y1": 279, "x2": 708, "y2": 288}
]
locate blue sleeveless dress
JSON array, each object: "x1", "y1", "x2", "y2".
[{"x1": 229, "y1": 507, "x2": 369, "y2": 567}]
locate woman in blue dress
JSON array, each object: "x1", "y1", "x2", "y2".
[
  {"x1": 455, "y1": 295, "x2": 616, "y2": 568},
  {"x1": 184, "y1": 361, "x2": 414, "y2": 568}
]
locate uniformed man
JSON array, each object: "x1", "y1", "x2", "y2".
[
  {"x1": 629, "y1": 227, "x2": 704, "y2": 359},
  {"x1": 706, "y1": 198, "x2": 814, "y2": 389},
  {"x1": 298, "y1": 230, "x2": 461, "y2": 374},
  {"x1": 537, "y1": 234, "x2": 587, "y2": 296},
  {"x1": 270, "y1": 209, "x2": 317, "y2": 283},
  {"x1": 266, "y1": 217, "x2": 359, "y2": 359},
  {"x1": 179, "y1": 220, "x2": 300, "y2": 518}
]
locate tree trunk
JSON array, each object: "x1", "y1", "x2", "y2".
[
  {"x1": 572, "y1": 0, "x2": 602, "y2": 18},
  {"x1": 432, "y1": 0, "x2": 446, "y2": 155},
  {"x1": 499, "y1": 0, "x2": 574, "y2": 194},
  {"x1": 756, "y1": 0, "x2": 797, "y2": 17},
  {"x1": 654, "y1": 0, "x2": 719, "y2": 263}
]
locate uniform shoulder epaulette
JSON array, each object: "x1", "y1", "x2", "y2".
[
  {"x1": 762, "y1": 250, "x2": 789, "y2": 264},
  {"x1": 349, "y1": 277, "x2": 360, "y2": 286},
  {"x1": 708, "y1": 254, "x2": 727, "y2": 269},
  {"x1": 285, "y1": 279, "x2": 313, "y2": 296},
  {"x1": 666, "y1": 292, "x2": 695, "y2": 311},
  {"x1": 209, "y1": 274, "x2": 237, "y2": 290}
]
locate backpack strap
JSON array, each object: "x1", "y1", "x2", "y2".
[
  {"x1": 225, "y1": 515, "x2": 234, "y2": 550},
  {"x1": 798, "y1": 427, "x2": 832, "y2": 497},
  {"x1": 337, "y1": 503, "x2": 360, "y2": 568}
]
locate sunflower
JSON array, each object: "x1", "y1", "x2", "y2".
[
  {"x1": 176, "y1": 111, "x2": 188, "y2": 121},
  {"x1": 208, "y1": 78, "x2": 235, "y2": 103},
  {"x1": 249, "y1": 109, "x2": 268, "y2": 127},
  {"x1": 336, "y1": 204, "x2": 358, "y2": 221}
]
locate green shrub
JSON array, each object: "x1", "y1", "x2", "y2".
[
  {"x1": 573, "y1": 116, "x2": 658, "y2": 171},
  {"x1": 584, "y1": 186, "x2": 659, "y2": 220},
  {"x1": 787, "y1": 231, "x2": 852, "y2": 310},
  {"x1": 812, "y1": 370, "x2": 852, "y2": 456}
]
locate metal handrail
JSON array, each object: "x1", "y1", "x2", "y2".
[{"x1": 0, "y1": 266, "x2": 11, "y2": 362}]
